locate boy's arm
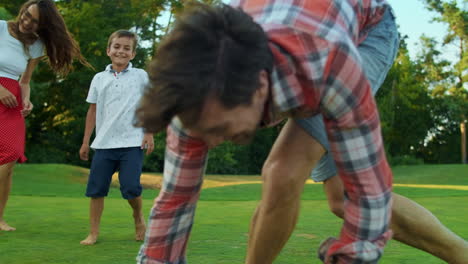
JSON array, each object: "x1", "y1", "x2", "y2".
[
  {"x1": 140, "y1": 71, "x2": 154, "y2": 155},
  {"x1": 141, "y1": 133, "x2": 154, "y2": 155},
  {"x1": 79, "y1": 104, "x2": 96, "y2": 161}
]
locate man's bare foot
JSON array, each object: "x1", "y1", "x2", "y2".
[
  {"x1": 135, "y1": 217, "x2": 146, "y2": 241},
  {"x1": 0, "y1": 220, "x2": 16, "y2": 231},
  {"x1": 80, "y1": 234, "x2": 98, "y2": 245}
]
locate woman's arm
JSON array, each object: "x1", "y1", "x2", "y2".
[{"x1": 18, "y1": 57, "x2": 41, "y2": 116}]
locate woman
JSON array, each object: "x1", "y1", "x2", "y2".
[{"x1": 0, "y1": 0, "x2": 90, "y2": 231}]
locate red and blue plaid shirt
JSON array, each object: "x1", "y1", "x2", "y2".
[{"x1": 137, "y1": 0, "x2": 393, "y2": 263}]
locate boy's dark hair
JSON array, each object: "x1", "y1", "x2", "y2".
[
  {"x1": 135, "y1": 2, "x2": 273, "y2": 133},
  {"x1": 107, "y1": 30, "x2": 138, "y2": 52}
]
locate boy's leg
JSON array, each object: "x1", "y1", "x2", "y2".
[
  {"x1": 118, "y1": 147, "x2": 145, "y2": 241},
  {"x1": 128, "y1": 196, "x2": 145, "y2": 241},
  {"x1": 80, "y1": 197, "x2": 104, "y2": 245},
  {"x1": 323, "y1": 176, "x2": 468, "y2": 263},
  {"x1": 0, "y1": 162, "x2": 16, "y2": 231},
  {"x1": 81, "y1": 149, "x2": 117, "y2": 245}
]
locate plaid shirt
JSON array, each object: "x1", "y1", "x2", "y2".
[{"x1": 137, "y1": 0, "x2": 393, "y2": 263}]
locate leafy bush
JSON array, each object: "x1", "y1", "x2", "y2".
[
  {"x1": 0, "y1": 7, "x2": 13, "y2": 20},
  {"x1": 390, "y1": 155, "x2": 424, "y2": 166}
]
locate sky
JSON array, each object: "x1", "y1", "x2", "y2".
[{"x1": 389, "y1": 0, "x2": 463, "y2": 60}]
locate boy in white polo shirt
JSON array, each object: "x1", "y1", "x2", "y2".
[{"x1": 79, "y1": 30, "x2": 153, "y2": 245}]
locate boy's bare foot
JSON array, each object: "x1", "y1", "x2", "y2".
[
  {"x1": 0, "y1": 221, "x2": 16, "y2": 231},
  {"x1": 135, "y1": 217, "x2": 146, "y2": 241},
  {"x1": 80, "y1": 234, "x2": 98, "y2": 245}
]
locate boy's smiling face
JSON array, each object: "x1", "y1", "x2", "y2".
[{"x1": 107, "y1": 36, "x2": 136, "y2": 70}]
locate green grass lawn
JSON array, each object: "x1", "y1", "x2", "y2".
[{"x1": 1, "y1": 164, "x2": 467, "y2": 263}]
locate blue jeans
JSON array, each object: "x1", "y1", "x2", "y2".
[
  {"x1": 86, "y1": 147, "x2": 144, "y2": 199},
  {"x1": 296, "y1": 7, "x2": 399, "y2": 182}
]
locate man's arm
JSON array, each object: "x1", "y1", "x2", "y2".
[
  {"x1": 319, "y1": 44, "x2": 393, "y2": 263},
  {"x1": 137, "y1": 118, "x2": 208, "y2": 264}
]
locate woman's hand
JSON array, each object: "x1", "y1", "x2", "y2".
[
  {"x1": 0, "y1": 86, "x2": 18, "y2": 108},
  {"x1": 21, "y1": 98, "x2": 33, "y2": 117}
]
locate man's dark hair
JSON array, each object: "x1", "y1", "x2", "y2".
[{"x1": 136, "y1": 2, "x2": 273, "y2": 133}]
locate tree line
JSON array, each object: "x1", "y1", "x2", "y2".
[{"x1": 0, "y1": 0, "x2": 466, "y2": 174}]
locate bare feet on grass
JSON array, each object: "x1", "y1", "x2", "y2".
[
  {"x1": 0, "y1": 220, "x2": 16, "y2": 231},
  {"x1": 80, "y1": 233, "x2": 98, "y2": 245},
  {"x1": 135, "y1": 215, "x2": 146, "y2": 241}
]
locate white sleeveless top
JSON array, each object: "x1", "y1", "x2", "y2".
[{"x1": 0, "y1": 20, "x2": 44, "y2": 80}]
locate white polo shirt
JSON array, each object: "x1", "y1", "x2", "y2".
[
  {"x1": 0, "y1": 20, "x2": 44, "y2": 80},
  {"x1": 86, "y1": 63, "x2": 149, "y2": 149}
]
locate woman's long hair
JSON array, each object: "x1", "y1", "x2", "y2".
[{"x1": 8, "y1": 0, "x2": 92, "y2": 75}]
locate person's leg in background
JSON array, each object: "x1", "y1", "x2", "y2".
[
  {"x1": 118, "y1": 147, "x2": 146, "y2": 241},
  {"x1": 81, "y1": 149, "x2": 116, "y2": 245},
  {"x1": 80, "y1": 197, "x2": 105, "y2": 245},
  {"x1": 0, "y1": 162, "x2": 16, "y2": 231}
]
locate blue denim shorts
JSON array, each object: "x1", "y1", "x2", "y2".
[
  {"x1": 296, "y1": 7, "x2": 399, "y2": 182},
  {"x1": 86, "y1": 147, "x2": 143, "y2": 199}
]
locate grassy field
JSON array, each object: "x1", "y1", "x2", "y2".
[{"x1": 0, "y1": 164, "x2": 467, "y2": 263}]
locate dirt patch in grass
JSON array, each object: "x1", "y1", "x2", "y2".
[
  {"x1": 109, "y1": 173, "x2": 324, "y2": 190},
  {"x1": 296, "y1": 233, "x2": 318, "y2": 239},
  {"x1": 110, "y1": 174, "x2": 267, "y2": 189},
  {"x1": 106, "y1": 171, "x2": 468, "y2": 192}
]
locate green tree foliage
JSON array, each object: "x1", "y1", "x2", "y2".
[
  {"x1": 376, "y1": 37, "x2": 433, "y2": 161},
  {"x1": 206, "y1": 126, "x2": 281, "y2": 175},
  {"x1": 1, "y1": 0, "x2": 466, "y2": 173},
  {"x1": 5, "y1": 0, "x2": 276, "y2": 174},
  {"x1": 0, "y1": 7, "x2": 13, "y2": 20},
  {"x1": 11, "y1": 0, "x2": 169, "y2": 166},
  {"x1": 419, "y1": 0, "x2": 467, "y2": 163},
  {"x1": 422, "y1": 0, "x2": 467, "y2": 91},
  {"x1": 421, "y1": 96, "x2": 467, "y2": 162},
  {"x1": 0, "y1": 0, "x2": 24, "y2": 16}
]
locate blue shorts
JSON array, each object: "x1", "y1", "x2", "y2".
[
  {"x1": 296, "y1": 7, "x2": 399, "y2": 182},
  {"x1": 85, "y1": 147, "x2": 143, "y2": 199}
]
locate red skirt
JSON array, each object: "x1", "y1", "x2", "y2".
[{"x1": 0, "y1": 77, "x2": 26, "y2": 164}]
